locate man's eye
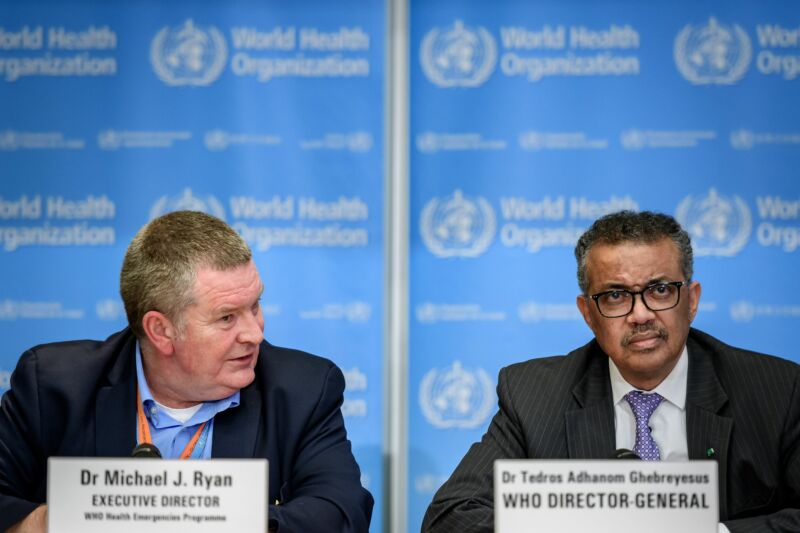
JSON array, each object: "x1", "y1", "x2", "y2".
[
  {"x1": 608, "y1": 291, "x2": 623, "y2": 300},
  {"x1": 648, "y1": 284, "x2": 671, "y2": 297},
  {"x1": 220, "y1": 314, "x2": 234, "y2": 323}
]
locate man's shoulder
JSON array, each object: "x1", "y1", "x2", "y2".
[
  {"x1": 689, "y1": 328, "x2": 800, "y2": 401},
  {"x1": 26, "y1": 328, "x2": 128, "y2": 355},
  {"x1": 17, "y1": 328, "x2": 134, "y2": 376},
  {"x1": 690, "y1": 328, "x2": 799, "y2": 375},
  {"x1": 7, "y1": 329, "x2": 135, "y2": 414},
  {"x1": 256, "y1": 341, "x2": 344, "y2": 390},
  {"x1": 258, "y1": 342, "x2": 337, "y2": 371},
  {"x1": 503, "y1": 355, "x2": 568, "y2": 379}
]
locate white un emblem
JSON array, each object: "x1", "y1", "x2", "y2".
[
  {"x1": 675, "y1": 188, "x2": 752, "y2": 257},
  {"x1": 150, "y1": 188, "x2": 226, "y2": 221},
  {"x1": 420, "y1": 190, "x2": 496, "y2": 258},
  {"x1": 729, "y1": 301, "x2": 756, "y2": 323},
  {"x1": 151, "y1": 19, "x2": 228, "y2": 86},
  {"x1": 420, "y1": 20, "x2": 497, "y2": 88},
  {"x1": 419, "y1": 361, "x2": 495, "y2": 429},
  {"x1": 0, "y1": 131, "x2": 18, "y2": 150},
  {"x1": 729, "y1": 129, "x2": 755, "y2": 150},
  {"x1": 674, "y1": 17, "x2": 751, "y2": 85}
]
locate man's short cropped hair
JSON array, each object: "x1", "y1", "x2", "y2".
[
  {"x1": 120, "y1": 210, "x2": 252, "y2": 338},
  {"x1": 574, "y1": 210, "x2": 694, "y2": 295}
]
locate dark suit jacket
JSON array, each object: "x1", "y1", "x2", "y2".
[
  {"x1": 423, "y1": 329, "x2": 800, "y2": 533},
  {"x1": 0, "y1": 328, "x2": 373, "y2": 532}
]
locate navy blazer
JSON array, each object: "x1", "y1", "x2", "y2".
[
  {"x1": 0, "y1": 328, "x2": 373, "y2": 532},
  {"x1": 423, "y1": 329, "x2": 800, "y2": 533}
]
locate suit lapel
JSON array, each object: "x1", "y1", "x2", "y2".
[
  {"x1": 95, "y1": 333, "x2": 138, "y2": 457},
  {"x1": 566, "y1": 350, "x2": 616, "y2": 459},
  {"x1": 685, "y1": 335, "x2": 732, "y2": 520},
  {"x1": 211, "y1": 382, "x2": 262, "y2": 458}
]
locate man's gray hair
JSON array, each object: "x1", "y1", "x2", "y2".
[
  {"x1": 574, "y1": 210, "x2": 693, "y2": 295},
  {"x1": 120, "y1": 210, "x2": 252, "y2": 338}
]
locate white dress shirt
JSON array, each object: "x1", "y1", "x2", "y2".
[
  {"x1": 609, "y1": 345, "x2": 689, "y2": 461},
  {"x1": 608, "y1": 345, "x2": 730, "y2": 533}
]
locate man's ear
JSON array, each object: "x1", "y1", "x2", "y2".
[
  {"x1": 576, "y1": 294, "x2": 595, "y2": 331},
  {"x1": 141, "y1": 310, "x2": 178, "y2": 355},
  {"x1": 688, "y1": 281, "x2": 702, "y2": 323}
]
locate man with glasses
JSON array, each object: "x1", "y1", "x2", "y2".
[{"x1": 423, "y1": 210, "x2": 800, "y2": 532}]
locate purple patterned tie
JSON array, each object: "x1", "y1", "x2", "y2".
[{"x1": 624, "y1": 391, "x2": 664, "y2": 461}]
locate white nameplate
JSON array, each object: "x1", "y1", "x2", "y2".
[
  {"x1": 494, "y1": 460, "x2": 718, "y2": 533},
  {"x1": 47, "y1": 458, "x2": 267, "y2": 533}
]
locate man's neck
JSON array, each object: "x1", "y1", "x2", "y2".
[
  {"x1": 138, "y1": 344, "x2": 202, "y2": 409},
  {"x1": 609, "y1": 345, "x2": 689, "y2": 401}
]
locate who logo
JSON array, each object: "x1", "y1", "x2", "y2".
[
  {"x1": 675, "y1": 188, "x2": 752, "y2": 257},
  {"x1": 674, "y1": 17, "x2": 751, "y2": 85},
  {"x1": 151, "y1": 19, "x2": 228, "y2": 86},
  {"x1": 150, "y1": 188, "x2": 226, "y2": 221},
  {"x1": 419, "y1": 361, "x2": 495, "y2": 429},
  {"x1": 729, "y1": 301, "x2": 756, "y2": 323},
  {"x1": 729, "y1": 129, "x2": 756, "y2": 150},
  {"x1": 420, "y1": 190, "x2": 496, "y2": 258},
  {"x1": 0, "y1": 131, "x2": 19, "y2": 150},
  {"x1": 420, "y1": 20, "x2": 497, "y2": 88},
  {"x1": 95, "y1": 299, "x2": 125, "y2": 321}
]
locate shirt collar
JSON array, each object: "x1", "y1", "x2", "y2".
[
  {"x1": 136, "y1": 342, "x2": 240, "y2": 429},
  {"x1": 609, "y1": 343, "x2": 688, "y2": 410}
]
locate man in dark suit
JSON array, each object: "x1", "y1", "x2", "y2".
[
  {"x1": 423, "y1": 211, "x2": 800, "y2": 532},
  {"x1": 0, "y1": 210, "x2": 373, "y2": 533}
]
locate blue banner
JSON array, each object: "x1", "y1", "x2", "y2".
[
  {"x1": 409, "y1": 1, "x2": 799, "y2": 530},
  {"x1": 0, "y1": 0, "x2": 385, "y2": 528}
]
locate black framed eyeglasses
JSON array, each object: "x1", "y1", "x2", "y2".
[{"x1": 589, "y1": 281, "x2": 686, "y2": 318}]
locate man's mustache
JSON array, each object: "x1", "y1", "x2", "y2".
[{"x1": 621, "y1": 324, "x2": 668, "y2": 347}]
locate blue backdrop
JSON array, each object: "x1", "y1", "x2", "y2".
[
  {"x1": 408, "y1": 0, "x2": 799, "y2": 530},
  {"x1": 2, "y1": 1, "x2": 800, "y2": 532},
  {"x1": 0, "y1": 0, "x2": 385, "y2": 529}
]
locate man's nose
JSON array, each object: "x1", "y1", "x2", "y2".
[
  {"x1": 237, "y1": 311, "x2": 264, "y2": 345},
  {"x1": 627, "y1": 293, "x2": 656, "y2": 324}
]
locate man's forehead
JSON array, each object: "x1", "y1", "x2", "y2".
[
  {"x1": 192, "y1": 262, "x2": 262, "y2": 296},
  {"x1": 588, "y1": 237, "x2": 679, "y2": 257},
  {"x1": 586, "y1": 239, "x2": 682, "y2": 280}
]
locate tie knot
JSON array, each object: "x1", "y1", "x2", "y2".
[{"x1": 624, "y1": 390, "x2": 663, "y2": 420}]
